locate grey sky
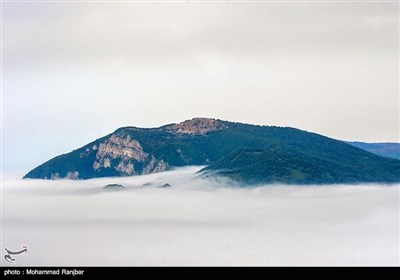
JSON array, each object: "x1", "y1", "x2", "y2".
[{"x1": 2, "y1": 1, "x2": 399, "y2": 173}]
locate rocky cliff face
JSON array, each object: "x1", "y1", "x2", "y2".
[
  {"x1": 92, "y1": 134, "x2": 150, "y2": 175},
  {"x1": 81, "y1": 132, "x2": 168, "y2": 179},
  {"x1": 25, "y1": 118, "x2": 226, "y2": 180},
  {"x1": 93, "y1": 134, "x2": 168, "y2": 176}
]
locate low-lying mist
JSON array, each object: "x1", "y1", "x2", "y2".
[{"x1": 2, "y1": 166, "x2": 399, "y2": 266}]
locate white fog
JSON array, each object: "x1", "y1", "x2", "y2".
[{"x1": 1, "y1": 167, "x2": 399, "y2": 266}]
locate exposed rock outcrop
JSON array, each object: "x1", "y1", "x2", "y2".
[
  {"x1": 48, "y1": 171, "x2": 79, "y2": 180},
  {"x1": 66, "y1": 171, "x2": 80, "y2": 180},
  {"x1": 93, "y1": 135, "x2": 148, "y2": 171},
  {"x1": 166, "y1": 118, "x2": 228, "y2": 135},
  {"x1": 91, "y1": 134, "x2": 168, "y2": 177}
]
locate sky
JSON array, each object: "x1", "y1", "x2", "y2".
[{"x1": 1, "y1": 1, "x2": 399, "y2": 173}]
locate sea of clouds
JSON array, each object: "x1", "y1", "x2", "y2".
[{"x1": 1, "y1": 166, "x2": 399, "y2": 266}]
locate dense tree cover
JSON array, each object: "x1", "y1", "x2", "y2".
[{"x1": 24, "y1": 120, "x2": 400, "y2": 184}]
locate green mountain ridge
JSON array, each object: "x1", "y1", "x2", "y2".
[
  {"x1": 346, "y1": 141, "x2": 400, "y2": 160},
  {"x1": 24, "y1": 118, "x2": 400, "y2": 185}
]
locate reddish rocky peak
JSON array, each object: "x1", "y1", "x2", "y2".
[{"x1": 166, "y1": 118, "x2": 228, "y2": 135}]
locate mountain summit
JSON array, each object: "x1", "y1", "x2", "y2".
[
  {"x1": 166, "y1": 118, "x2": 228, "y2": 135},
  {"x1": 24, "y1": 118, "x2": 400, "y2": 184}
]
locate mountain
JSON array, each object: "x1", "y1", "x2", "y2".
[
  {"x1": 346, "y1": 142, "x2": 400, "y2": 160},
  {"x1": 24, "y1": 118, "x2": 400, "y2": 185}
]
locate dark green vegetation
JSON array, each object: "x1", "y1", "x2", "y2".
[{"x1": 24, "y1": 118, "x2": 400, "y2": 185}]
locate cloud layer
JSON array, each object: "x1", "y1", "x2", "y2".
[{"x1": 2, "y1": 167, "x2": 399, "y2": 266}]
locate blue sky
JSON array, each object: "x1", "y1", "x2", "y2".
[{"x1": 2, "y1": 1, "x2": 399, "y2": 173}]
